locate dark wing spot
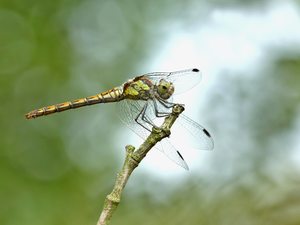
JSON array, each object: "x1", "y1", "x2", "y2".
[
  {"x1": 203, "y1": 128, "x2": 211, "y2": 137},
  {"x1": 192, "y1": 68, "x2": 199, "y2": 72},
  {"x1": 176, "y1": 151, "x2": 184, "y2": 160}
]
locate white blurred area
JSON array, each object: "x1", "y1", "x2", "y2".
[{"x1": 119, "y1": 0, "x2": 300, "y2": 179}]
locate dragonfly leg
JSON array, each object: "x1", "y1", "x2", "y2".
[
  {"x1": 140, "y1": 102, "x2": 158, "y2": 128},
  {"x1": 157, "y1": 98, "x2": 177, "y2": 109},
  {"x1": 134, "y1": 102, "x2": 155, "y2": 132},
  {"x1": 153, "y1": 100, "x2": 171, "y2": 118}
]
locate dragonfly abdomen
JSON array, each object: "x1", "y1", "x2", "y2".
[{"x1": 25, "y1": 87, "x2": 123, "y2": 119}]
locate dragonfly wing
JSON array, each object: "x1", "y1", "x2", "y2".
[
  {"x1": 172, "y1": 114, "x2": 214, "y2": 151},
  {"x1": 146, "y1": 68, "x2": 202, "y2": 95},
  {"x1": 157, "y1": 139, "x2": 189, "y2": 170},
  {"x1": 117, "y1": 99, "x2": 151, "y2": 140}
]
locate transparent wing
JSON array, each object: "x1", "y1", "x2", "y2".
[
  {"x1": 157, "y1": 139, "x2": 189, "y2": 170},
  {"x1": 145, "y1": 68, "x2": 202, "y2": 94},
  {"x1": 172, "y1": 114, "x2": 214, "y2": 151},
  {"x1": 117, "y1": 99, "x2": 189, "y2": 170},
  {"x1": 117, "y1": 99, "x2": 151, "y2": 140}
]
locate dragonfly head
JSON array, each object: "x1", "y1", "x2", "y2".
[{"x1": 157, "y1": 79, "x2": 174, "y2": 99}]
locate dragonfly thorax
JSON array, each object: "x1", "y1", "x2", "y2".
[
  {"x1": 123, "y1": 76, "x2": 154, "y2": 100},
  {"x1": 155, "y1": 79, "x2": 174, "y2": 100}
]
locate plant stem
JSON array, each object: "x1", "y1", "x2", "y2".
[{"x1": 96, "y1": 104, "x2": 184, "y2": 225}]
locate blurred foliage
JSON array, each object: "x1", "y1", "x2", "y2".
[{"x1": 1, "y1": 0, "x2": 300, "y2": 225}]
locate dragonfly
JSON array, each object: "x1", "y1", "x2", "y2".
[{"x1": 25, "y1": 68, "x2": 214, "y2": 170}]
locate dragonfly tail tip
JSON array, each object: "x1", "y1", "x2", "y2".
[{"x1": 25, "y1": 112, "x2": 34, "y2": 119}]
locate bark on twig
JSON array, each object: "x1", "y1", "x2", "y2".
[{"x1": 96, "y1": 104, "x2": 184, "y2": 225}]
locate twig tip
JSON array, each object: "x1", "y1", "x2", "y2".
[{"x1": 125, "y1": 145, "x2": 135, "y2": 153}]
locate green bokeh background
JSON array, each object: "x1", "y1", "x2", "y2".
[{"x1": 1, "y1": 0, "x2": 300, "y2": 225}]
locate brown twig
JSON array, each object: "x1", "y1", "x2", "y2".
[{"x1": 96, "y1": 104, "x2": 185, "y2": 225}]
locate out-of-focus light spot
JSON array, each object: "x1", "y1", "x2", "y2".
[
  {"x1": 0, "y1": 9, "x2": 34, "y2": 75},
  {"x1": 152, "y1": 1, "x2": 300, "y2": 76},
  {"x1": 68, "y1": 1, "x2": 131, "y2": 65}
]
